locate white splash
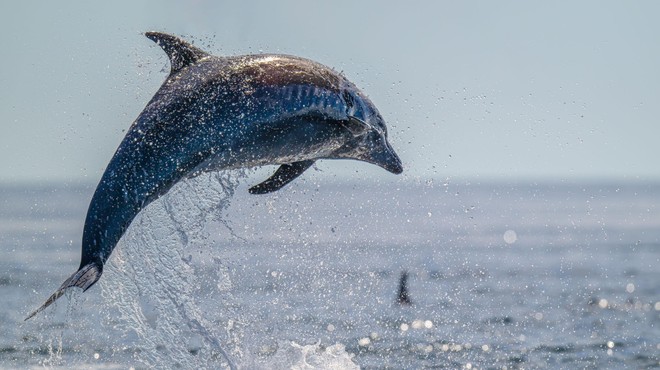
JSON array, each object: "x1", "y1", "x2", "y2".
[{"x1": 101, "y1": 171, "x2": 245, "y2": 369}]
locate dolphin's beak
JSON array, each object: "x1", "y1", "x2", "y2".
[{"x1": 368, "y1": 141, "x2": 403, "y2": 175}]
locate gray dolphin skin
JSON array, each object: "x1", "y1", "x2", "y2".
[{"x1": 26, "y1": 32, "x2": 402, "y2": 320}]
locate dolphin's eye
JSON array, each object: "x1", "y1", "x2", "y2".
[{"x1": 376, "y1": 118, "x2": 387, "y2": 136}]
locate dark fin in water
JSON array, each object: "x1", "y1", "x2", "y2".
[
  {"x1": 145, "y1": 31, "x2": 210, "y2": 74},
  {"x1": 25, "y1": 263, "x2": 102, "y2": 321},
  {"x1": 397, "y1": 271, "x2": 412, "y2": 305},
  {"x1": 249, "y1": 160, "x2": 315, "y2": 194}
]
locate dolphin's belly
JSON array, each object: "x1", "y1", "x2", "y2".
[{"x1": 189, "y1": 115, "x2": 347, "y2": 177}]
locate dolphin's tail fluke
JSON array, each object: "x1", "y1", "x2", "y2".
[{"x1": 25, "y1": 263, "x2": 102, "y2": 321}]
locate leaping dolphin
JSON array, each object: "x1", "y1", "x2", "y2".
[{"x1": 26, "y1": 32, "x2": 403, "y2": 320}]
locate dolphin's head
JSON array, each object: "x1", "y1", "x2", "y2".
[{"x1": 333, "y1": 88, "x2": 403, "y2": 175}]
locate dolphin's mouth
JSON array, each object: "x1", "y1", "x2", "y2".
[
  {"x1": 385, "y1": 157, "x2": 404, "y2": 174},
  {"x1": 368, "y1": 142, "x2": 403, "y2": 175},
  {"x1": 382, "y1": 152, "x2": 404, "y2": 174}
]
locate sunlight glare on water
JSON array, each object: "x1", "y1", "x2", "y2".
[{"x1": 503, "y1": 229, "x2": 517, "y2": 244}]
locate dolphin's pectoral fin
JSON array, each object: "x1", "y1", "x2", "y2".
[
  {"x1": 145, "y1": 32, "x2": 210, "y2": 73},
  {"x1": 25, "y1": 263, "x2": 102, "y2": 321},
  {"x1": 249, "y1": 160, "x2": 316, "y2": 194}
]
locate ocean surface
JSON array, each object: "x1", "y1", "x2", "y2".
[{"x1": 1, "y1": 175, "x2": 658, "y2": 369}]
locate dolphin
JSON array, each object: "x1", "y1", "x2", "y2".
[{"x1": 26, "y1": 32, "x2": 403, "y2": 320}]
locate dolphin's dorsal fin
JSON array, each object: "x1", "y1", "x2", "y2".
[
  {"x1": 397, "y1": 271, "x2": 412, "y2": 305},
  {"x1": 145, "y1": 31, "x2": 210, "y2": 74}
]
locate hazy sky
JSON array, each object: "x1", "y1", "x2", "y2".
[{"x1": 1, "y1": 1, "x2": 659, "y2": 183}]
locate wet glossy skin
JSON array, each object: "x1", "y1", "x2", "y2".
[
  {"x1": 27, "y1": 32, "x2": 402, "y2": 320},
  {"x1": 82, "y1": 52, "x2": 399, "y2": 268}
]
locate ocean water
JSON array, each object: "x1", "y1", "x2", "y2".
[{"x1": 1, "y1": 175, "x2": 658, "y2": 369}]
